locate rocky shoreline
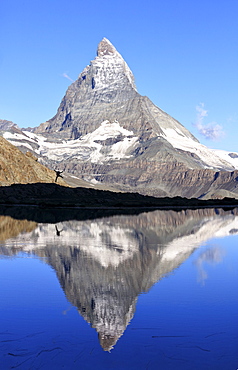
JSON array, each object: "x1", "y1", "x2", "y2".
[{"x1": 0, "y1": 183, "x2": 238, "y2": 210}]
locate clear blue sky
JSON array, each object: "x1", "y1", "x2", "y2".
[{"x1": 0, "y1": 0, "x2": 237, "y2": 152}]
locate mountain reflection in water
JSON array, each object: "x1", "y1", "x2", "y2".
[{"x1": 0, "y1": 208, "x2": 238, "y2": 352}]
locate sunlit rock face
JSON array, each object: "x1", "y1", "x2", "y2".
[
  {"x1": 35, "y1": 38, "x2": 139, "y2": 139},
  {"x1": 0, "y1": 119, "x2": 20, "y2": 132},
  {"x1": 1, "y1": 208, "x2": 238, "y2": 350}
]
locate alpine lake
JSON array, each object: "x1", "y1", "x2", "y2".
[{"x1": 0, "y1": 206, "x2": 237, "y2": 370}]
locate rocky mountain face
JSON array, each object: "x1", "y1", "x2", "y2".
[
  {"x1": 0, "y1": 136, "x2": 66, "y2": 186},
  {"x1": 0, "y1": 119, "x2": 19, "y2": 131},
  {"x1": 1, "y1": 208, "x2": 238, "y2": 350},
  {"x1": 2, "y1": 38, "x2": 238, "y2": 198}
]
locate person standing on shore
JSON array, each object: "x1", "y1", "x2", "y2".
[{"x1": 54, "y1": 169, "x2": 64, "y2": 182}]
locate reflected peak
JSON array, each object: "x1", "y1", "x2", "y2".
[{"x1": 98, "y1": 333, "x2": 117, "y2": 352}]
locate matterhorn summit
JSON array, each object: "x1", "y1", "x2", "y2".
[
  {"x1": 35, "y1": 37, "x2": 198, "y2": 143},
  {"x1": 3, "y1": 38, "x2": 238, "y2": 199},
  {"x1": 97, "y1": 37, "x2": 119, "y2": 56},
  {"x1": 35, "y1": 37, "x2": 139, "y2": 139},
  {"x1": 96, "y1": 37, "x2": 136, "y2": 90}
]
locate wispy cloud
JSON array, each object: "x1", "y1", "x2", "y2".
[
  {"x1": 62, "y1": 72, "x2": 74, "y2": 82},
  {"x1": 194, "y1": 103, "x2": 224, "y2": 141}
]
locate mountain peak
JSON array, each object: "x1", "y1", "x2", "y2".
[{"x1": 97, "y1": 38, "x2": 117, "y2": 57}]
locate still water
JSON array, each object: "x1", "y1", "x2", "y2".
[{"x1": 0, "y1": 207, "x2": 237, "y2": 369}]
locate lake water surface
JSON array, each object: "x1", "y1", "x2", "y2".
[{"x1": 0, "y1": 207, "x2": 237, "y2": 369}]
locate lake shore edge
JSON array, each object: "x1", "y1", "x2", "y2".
[{"x1": 0, "y1": 183, "x2": 238, "y2": 211}]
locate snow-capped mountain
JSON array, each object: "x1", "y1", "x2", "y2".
[{"x1": 1, "y1": 38, "x2": 238, "y2": 198}]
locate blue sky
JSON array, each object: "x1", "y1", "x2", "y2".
[{"x1": 0, "y1": 0, "x2": 237, "y2": 152}]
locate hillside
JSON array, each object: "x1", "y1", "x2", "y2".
[{"x1": 0, "y1": 136, "x2": 66, "y2": 186}]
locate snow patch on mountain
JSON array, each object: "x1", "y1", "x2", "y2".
[
  {"x1": 78, "y1": 120, "x2": 138, "y2": 162},
  {"x1": 3, "y1": 120, "x2": 238, "y2": 170},
  {"x1": 212, "y1": 149, "x2": 238, "y2": 169},
  {"x1": 3, "y1": 120, "x2": 138, "y2": 164},
  {"x1": 160, "y1": 127, "x2": 235, "y2": 170}
]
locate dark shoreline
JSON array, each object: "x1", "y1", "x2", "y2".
[
  {"x1": 1, "y1": 182, "x2": 238, "y2": 208},
  {"x1": 0, "y1": 183, "x2": 238, "y2": 223},
  {"x1": 1, "y1": 204, "x2": 238, "y2": 224}
]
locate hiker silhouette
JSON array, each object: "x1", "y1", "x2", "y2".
[{"x1": 54, "y1": 170, "x2": 64, "y2": 183}]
